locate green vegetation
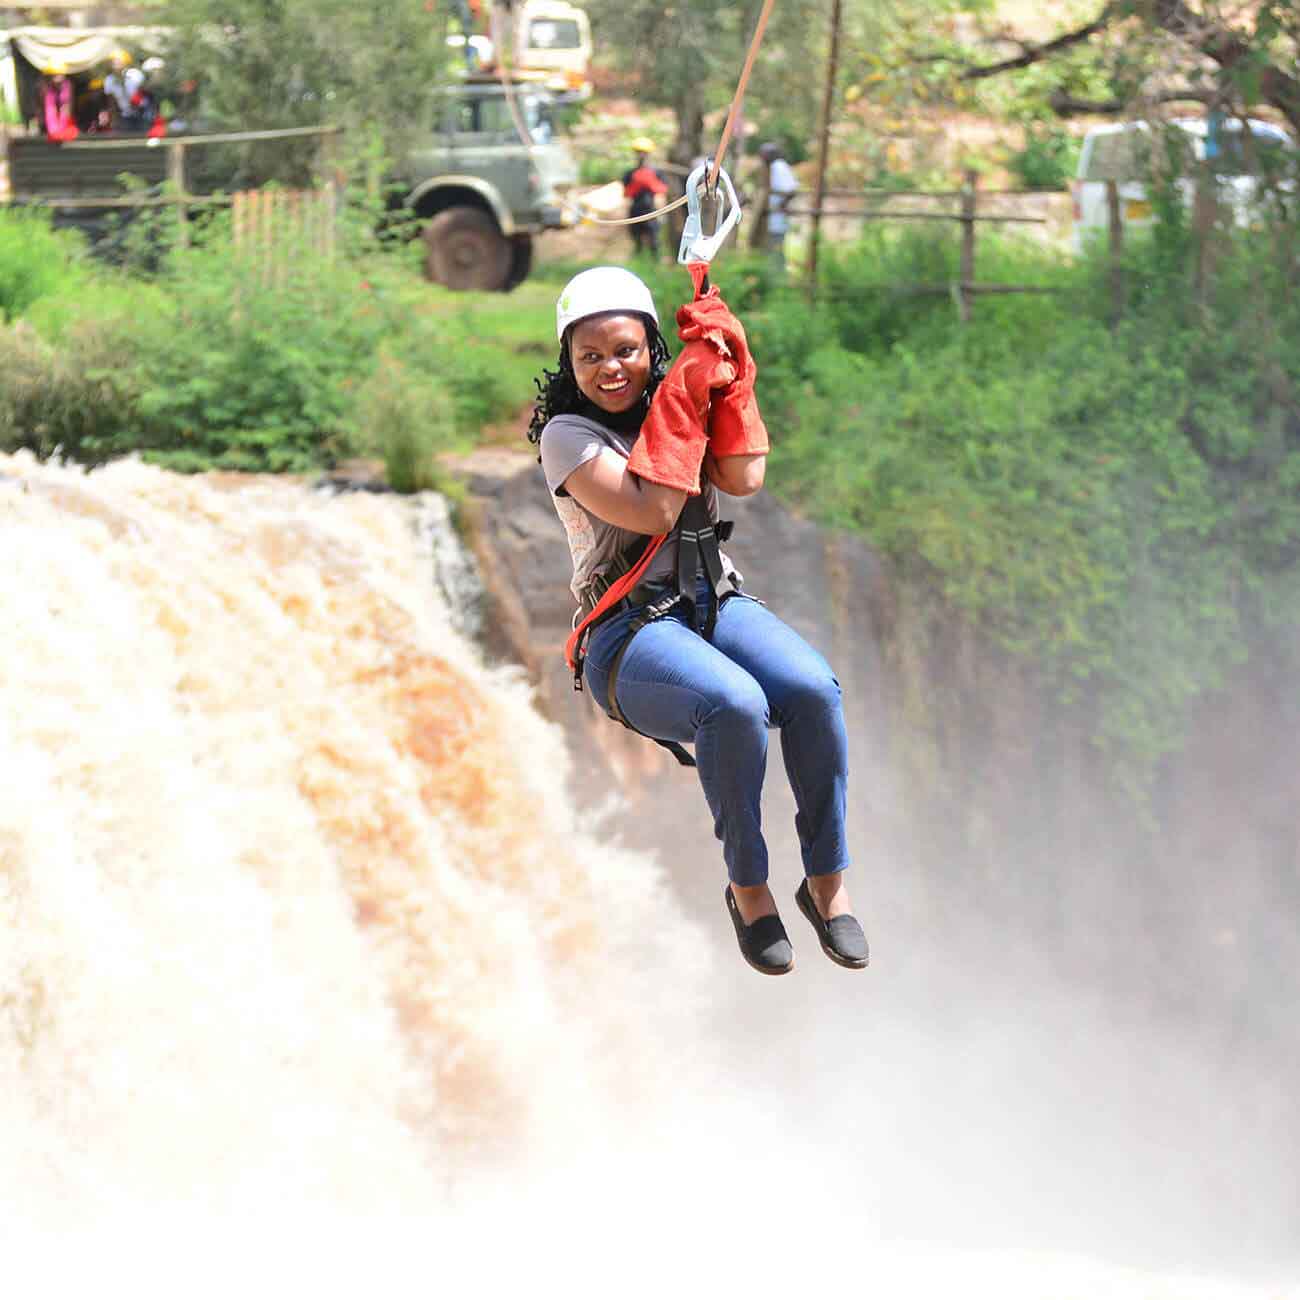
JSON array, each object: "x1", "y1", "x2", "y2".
[
  {"x1": 0, "y1": 205, "x2": 544, "y2": 490},
  {"x1": 0, "y1": 210, "x2": 92, "y2": 322},
  {"x1": 740, "y1": 222, "x2": 1300, "y2": 797},
  {"x1": 1004, "y1": 124, "x2": 1077, "y2": 191},
  {"x1": 4, "y1": 180, "x2": 1299, "y2": 800},
  {"x1": 159, "y1": 0, "x2": 450, "y2": 185}
]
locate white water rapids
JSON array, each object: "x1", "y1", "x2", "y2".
[{"x1": 0, "y1": 452, "x2": 1293, "y2": 1299}]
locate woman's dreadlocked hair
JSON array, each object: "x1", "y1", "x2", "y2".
[{"x1": 526, "y1": 315, "x2": 672, "y2": 448}]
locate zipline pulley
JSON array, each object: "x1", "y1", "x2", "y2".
[{"x1": 677, "y1": 162, "x2": 743, "y2": 267}]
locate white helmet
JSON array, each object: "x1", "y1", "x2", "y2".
[{"x1": 555, "y1": 266, "x2": 658, "y2": 342}]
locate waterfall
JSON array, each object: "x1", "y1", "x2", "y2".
[
  {"x1": 1, "y1": 451, "x2": 1292, "y2": 1300},
  {"x1": 0, "y1": 451, "x2": 710, "y2": 1202}
]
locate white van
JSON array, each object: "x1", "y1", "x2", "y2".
[{"x1": 1070, "y1": 116, "x2": 1294, "y2": 252}]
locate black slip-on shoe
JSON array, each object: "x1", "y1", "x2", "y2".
[
  {"x1": 795, "y1": 878, "x2": 869, "y2": 969},
  {"x1": 725, "y1": 885, "x2": 795, "y2": 976}
]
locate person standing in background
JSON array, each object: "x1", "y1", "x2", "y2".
[
  {"x1": 451, "y1": 0, "x2": 478, "y2": 67},
  {"x1": 41, "y1": 65, "x2": 77, "y2": 141},
  {"x1": 623, "y1": 137, "x2": 668, "y2": 260},
  {"x1": 758, "y1": 141, "x2": 799, "y2": 267},
  {"x1": 103, "y1": 49, "x2": 146, "y2": 131},
  {"x1": 79, "y1": 76, "x2": 113, "y2": 134}
]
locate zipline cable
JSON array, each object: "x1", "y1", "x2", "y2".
[{"x1": 706, "y1": 0, "x2": 776, "y2": 193}]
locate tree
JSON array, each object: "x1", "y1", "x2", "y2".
[
  {"x1": 922, "y1": 2, "x2": 1300, "y2": 137},
  {"x1": 582, "y1": 0, "x2": 839, "y2": 172},
  {"x1": 582, "y1": 0, "x2": 743, "y2": 170},
  {"x1": 161, "y1": 0, "x2": 451, "y2": 184}
]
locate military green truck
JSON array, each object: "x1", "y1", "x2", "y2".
[
  {"x1": 394, "y1": 77, "x2": 578, "y2": 292},
  {"x1": 3, "y1": 79, "x2": 578, "y2": 292}
]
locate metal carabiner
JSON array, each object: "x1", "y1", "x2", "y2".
[{"x1": 677, "y1": 162, "x2": 743, "y2": 266}]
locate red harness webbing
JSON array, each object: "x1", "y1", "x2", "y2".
[{"x1": 563, "y1": 532, "x2": 665, "y2": 673}]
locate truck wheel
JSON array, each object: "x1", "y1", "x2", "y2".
[
  {"x1": 503, "y1": 235, "x2": 534, "y2": 292},
  {"x1": 422, "y1": 206, "x2": 512, "y2": 291}
]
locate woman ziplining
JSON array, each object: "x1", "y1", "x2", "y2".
[{"x1": 525, "y1": 164, "x2": 868, "y2": 976}]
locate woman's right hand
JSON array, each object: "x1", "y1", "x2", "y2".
[{"x1": 564, "y1": 448, "x2": 687, "y2": 535}]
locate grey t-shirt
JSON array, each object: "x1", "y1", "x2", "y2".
[{"x1": 539, "y1": 412, "x2": 733, "y2": 606}]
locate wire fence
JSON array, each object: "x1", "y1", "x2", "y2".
[
  {"x1": 776, "y1": 169, "x2": 1069, "y2": 322},
  {"x1": 4, "y1": 124, "x2": 343, "y2": 256},
  {"x1": 741, "y1": 167, "x2": 1180, "y2": 326}
]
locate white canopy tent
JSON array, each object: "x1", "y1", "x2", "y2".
[{"x1": 1, "y1": 25, "x2": 168, "y2": 120}]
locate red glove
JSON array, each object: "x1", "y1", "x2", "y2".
[
  {"x1": 625, "y1": 338, "x2": 734, "y2": 494},
  {"x1": 676, "y1": 284, "x2": 769, "y2": 459},
  {"x1": 626, "y1": 269, "x2": 767, "y2": 492}
]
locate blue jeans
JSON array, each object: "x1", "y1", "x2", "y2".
[{"x1": 583, "y1": 585, "x2": 849, "y2": 888}]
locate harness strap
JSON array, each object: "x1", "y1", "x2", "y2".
[
  {"x1": 677, "y1": 494, "x2": 728, "y2": 639},
  {"x1": 566, "y1": 532, "x2": 667, "y2": 689},
  {"x1": 676, "y1": 517, "x2": 702, "y2": 632},
  {"x1": 593, "y1": 498, "x2": 742, "y2": 768},
  {"x1": 579, "y1": 531, "x2": 654, "y2": 617},
  {"x1": 700, "y1": 527, "x2": 731, "y2": 641}
]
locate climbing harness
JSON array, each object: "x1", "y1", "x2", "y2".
[{"x1": 570, "y1": 499, "x2": 743, "y2": 770}]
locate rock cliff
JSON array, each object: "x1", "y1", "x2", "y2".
[{"x1": 453, "y1": 450, "x2": 1299, "y2": 1051}]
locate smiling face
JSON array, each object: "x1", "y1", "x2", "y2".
[{"x1": 568, "y1": 313, "x2": 652, "y2": 416}]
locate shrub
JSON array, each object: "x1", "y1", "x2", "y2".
[
  {"x1": 3, "y1": 193, "x2": 549, "y2": 478},
  {"x1": 1006, "y1": 125, "x2": 1077, "y2": 191},
  {"x1": 350, "y1": 350, "x2": 462, "y2": 494},
  {"x1": 748, "y1": 221, "x2": 1300, "y2": 797},
  {"x1": 122, "y1": 215, "x2": 405, "y2": 472},
  {"x1": 814, "y1": 223, "x2": 1075, "y2": 357},
  {"x1": 0, "y1": 209, "x2": 89, "y2": 322},
  {"x1": 0, "y1": 319, "x2": 140, "y2": 463}
]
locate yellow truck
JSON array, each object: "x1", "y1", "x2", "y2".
[{"x1": 477, "y1": 1, "x2": 592, "y2": 101}]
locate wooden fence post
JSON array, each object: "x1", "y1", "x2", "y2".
[
  {"x1": 230, "y1": 182, "x2": 337, "y2": 284},
  {"x1": 1106, "y1": 179, "x2": 1124, "y2": 326},
  {"x1": 324, "y1": 181, "x2": 338, "y2": 261},
  {"x1": 261, "y1": 188, "x2": 272, "y2": 286},
  {"x1": 806, "y1": 0, "x2": 844, "y2": 300},
  {"x1": 957, "y1": 168, "x2": 978, "y2": 323},
  {"x1": 749, "y1": 177, "x2": 771, "y2": 251},
  {"x1": 318, "y1": 127, "x2": 342, "y2": 262},
  {"x1": 167, "y1": 140, "x2": 189, "y2": 247}
]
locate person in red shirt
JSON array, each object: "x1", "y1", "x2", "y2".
[
  {"x1": 42, "y1": 65, "x2": 78, "y2": 141},
  {"x1": 622, "y1": 138, "x2": 668, "y2": 258}
]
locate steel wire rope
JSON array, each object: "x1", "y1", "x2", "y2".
[{"x1": 489, "y1": 0, "x2": 777, "y2": 229}]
